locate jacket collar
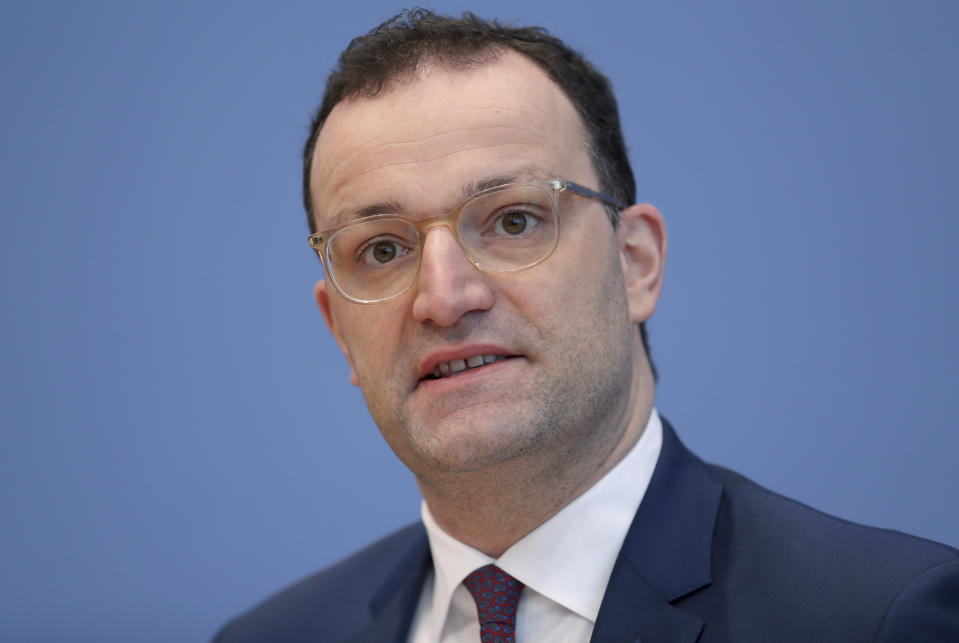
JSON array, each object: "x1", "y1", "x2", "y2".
[
  {"x1": 590, "y1": 418, "x2": 723, "y2": 643},
  {"x1": 348, "y1": 419, "x2": 722, "y2": 643}
]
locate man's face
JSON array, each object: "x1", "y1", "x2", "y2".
[{"x1": 311, "y1": 52, "x2": 653, "y2": 480}]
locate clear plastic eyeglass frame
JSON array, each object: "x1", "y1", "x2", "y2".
[{"x1": 307, "y1": 178, "x2": 625, "y2": 304}]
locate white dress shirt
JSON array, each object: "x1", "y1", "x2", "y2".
[{"x1": 406, "y1": 409, "x2": 663, "y2": 643}]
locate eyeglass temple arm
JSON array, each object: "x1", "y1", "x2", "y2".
[{"x1": 553, "y1": 179, "x2": 626, "y2": 210}]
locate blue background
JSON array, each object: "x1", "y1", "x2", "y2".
[{"x1": 2, "y1": 1, "x2": 957, "y2": 640}]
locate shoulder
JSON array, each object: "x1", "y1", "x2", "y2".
[
  {"x1": 712, "y1": 463, "x2": 958, "y2": 568},
  {"x1": 212, "y1": 522, "x2": 428, "y2": 643},
  {"x1": 705, "y1": 465, "x2": 959, "y2": 640}
]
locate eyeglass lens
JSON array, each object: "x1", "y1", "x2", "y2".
[{"x1": 326, "y1": 185, "x2": 559, "y2": 301}]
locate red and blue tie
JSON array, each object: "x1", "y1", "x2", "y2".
[{"x1": 462, "y1": 564, "x2": 524, "y2": 643}]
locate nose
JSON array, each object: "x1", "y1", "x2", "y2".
[{"x1": 411, "y1": 226, "x2": 495, "y2": 326}]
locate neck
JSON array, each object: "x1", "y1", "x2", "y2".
[{"x1": 417, "y1": 350, "x2": 655, "y2": 558}]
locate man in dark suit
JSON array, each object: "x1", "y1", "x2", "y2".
[{"x1": 215, "y1": 9, "x2": 959, "y2": 642}]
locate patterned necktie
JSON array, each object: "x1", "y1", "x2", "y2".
[{"x1": 462, "y1": 564, "x2": 525, "y2": 643}]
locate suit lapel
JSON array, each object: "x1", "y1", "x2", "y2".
[
  {"x1": 591, "y1": 420, "x2": 723, "y2": 643},
  {"x1": 346, "y1": 529, "x2": 431, "y2": 643},
  {"x1": 589, "y1": 562, "x2": 704, "y2": 643}
]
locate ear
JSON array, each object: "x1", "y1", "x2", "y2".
[
  {"x1": 617, "y1": 203, "x2": 667, "y2": 324},
  {"x1": 314, "y1": 280, "x2": 360, "y2": 386}
]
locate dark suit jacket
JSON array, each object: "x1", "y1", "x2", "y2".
[{"x1": 214, "y1": 421, "x2": 959, "y2": 642}]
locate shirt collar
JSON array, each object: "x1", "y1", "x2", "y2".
[{"x1": 421, "y1": 408, "x2": 663, "y2": 627}]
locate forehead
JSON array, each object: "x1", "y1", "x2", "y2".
[{"x1": 310, "y1": 51, "x2": 594, "y2": 228}]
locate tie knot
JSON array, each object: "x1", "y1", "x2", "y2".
[{"x1": 462, "y1": 564, "x2": 524, "y2": 642}]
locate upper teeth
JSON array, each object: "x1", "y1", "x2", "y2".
[{"x1": 432, "y1": 354, "x2": 504, "y2": 378}]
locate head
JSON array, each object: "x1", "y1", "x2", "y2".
[
  {"x1": 305, "y1": 10, "x2": 666, "y2": 492},
  {"x1": 302, "y1": 9, "x2": 655, "y2": 375}
]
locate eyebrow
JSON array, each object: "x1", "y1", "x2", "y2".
[
  {"x1": 326, "y1": 166, "x2": 546, "y2": 229},
  {"x1": 326, "y1": 200, "x2": 403, "y2": 228},
  {"x1": 463, "y1": 166, "x2": 542, "y2": 199}
]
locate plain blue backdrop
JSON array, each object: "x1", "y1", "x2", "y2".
[{"x1": 1, "y1": 1, "x2": 957, "y2": 641}]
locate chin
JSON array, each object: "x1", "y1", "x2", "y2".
[{"x1": 402, "y1": 411, "x2": 547, "y2": 474}]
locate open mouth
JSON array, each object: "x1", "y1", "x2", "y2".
[{"x1": 425, "y1": 354, "x2": 509, "y2": 380}]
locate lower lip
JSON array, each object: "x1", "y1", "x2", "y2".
[{"x1": 416, "y1": 356, "x2": 523, "y2": 392}]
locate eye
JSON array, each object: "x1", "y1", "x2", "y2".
[
  {"x1": 358, "y1": 238, "x2": 410, "y2": 265},
  {"x1": 494, "y1": 209, "x2": 539, "y2": 236}
]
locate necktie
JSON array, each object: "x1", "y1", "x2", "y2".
[{"x1": 462, "y1": 564, "x2": 524, "y2": 643}]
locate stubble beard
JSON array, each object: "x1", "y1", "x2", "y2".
[{"x1": 379, "y1": 314, "x2": 634, "y2": 482}]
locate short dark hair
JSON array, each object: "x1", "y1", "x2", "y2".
[{"x1": 302, "y1": 8, "x2": 655, "y2": 378}]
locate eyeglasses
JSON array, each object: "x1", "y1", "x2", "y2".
[{"x1": 308, "y1": 178, "x2": 624, "y2": 304}]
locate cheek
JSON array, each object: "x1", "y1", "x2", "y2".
[
  {"x1": 336, "y1": 305, "x2": 406, "y2": 375},
  {"x1": 548, "y1": 242, "x2": 629, "y2": 336},
  {"x1": 527, "y1": 226, "x2": 622, "y2": 308}
]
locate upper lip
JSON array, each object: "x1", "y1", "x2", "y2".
[{"x1": 417, "y1": 344, "x2": 519, "y2": 380}]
